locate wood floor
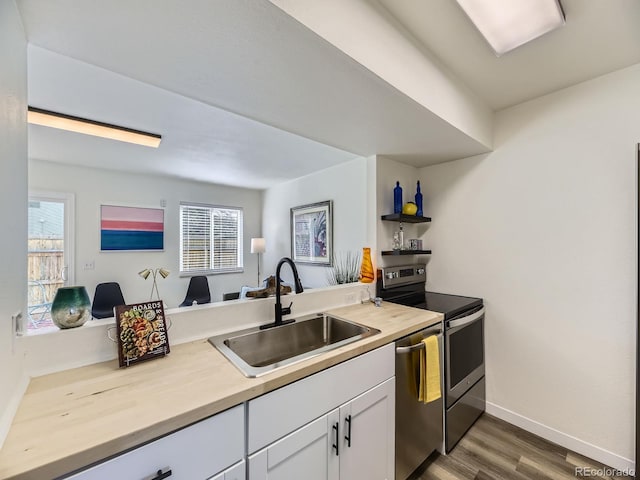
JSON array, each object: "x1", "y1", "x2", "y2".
[{"x1": 412, "y1": 414, "x2": 632, "y2": 480}]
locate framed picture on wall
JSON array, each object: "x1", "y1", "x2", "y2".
[
  {"x1": 100, "y1": 205, "x2": 164, "y2": 251},
  {"x1": 290, "y1": 200, "x2": 333, "y2": 266}
]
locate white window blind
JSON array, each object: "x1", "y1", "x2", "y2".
[{"x1": 180, "y1": 203, "x2": 243, "y2": 274}]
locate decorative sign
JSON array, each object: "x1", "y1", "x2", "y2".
[
  {"x1": 290, "y1": 200, "x2": 333, "y2": 266},
  {"x1": 115, "y1": 301, "x2": 170, "y2": 368},
  {"x1": 100, "y1": 205, "x2": 164, "y2": 251}
]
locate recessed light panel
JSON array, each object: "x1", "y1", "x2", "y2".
[{"x1": 456, "y1": 0, "x2": 565, "y2": 56}]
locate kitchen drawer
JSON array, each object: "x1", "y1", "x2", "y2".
[
  {"x1": 247, "y1": 343, "x2": 394, "y2": 453},
  {"x1": 64, "y1": 404, "x2": 244, "y2": 480}
]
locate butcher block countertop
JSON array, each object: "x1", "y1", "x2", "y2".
[{"x1": 0, "y1": 302, "x2": 442, "y2": 480}]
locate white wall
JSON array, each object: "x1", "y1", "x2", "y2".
[
  {"x1": 421, "y1": 64, "x2": 640, "y2": 469},
  {"x1": 262, "y1": 157, "x2": 368, "y2": 288},
  {"x1": 29, "y1": 160, "x2": 263, "y2": 306},
  {"x1": 0, "y1": 0, "x2": 28, "y2": 447}
]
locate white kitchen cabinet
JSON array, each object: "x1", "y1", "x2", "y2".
[
  {"x1": 249, "y1": 379, "x2": 394, "y2": 480},
  {"x1": 248, "y1": 410, "x2": 339, "y2": 480},
  {"x1": 65, "y1": 405, "x2": 244, "y2": 480},
  {"x1": 247, "y1": 344, "x2": 395, "y2": 480},
  {"x1": 248, "y1": 343, "x2": 394, "y2": 453},
  {"x1": 338, "y1": 378, "x2": 395, "y2": 480},
  {"x1": 208, "y1": 460, "x2": 246, "y2": 480}
]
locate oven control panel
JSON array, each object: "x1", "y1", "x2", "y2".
[{"x1": 379, "y1": 264, "x2": 426, "y2": 289}]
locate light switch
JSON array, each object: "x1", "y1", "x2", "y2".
[{"x1": 13, "y1": 311, "x2": 24, "y2": 337}]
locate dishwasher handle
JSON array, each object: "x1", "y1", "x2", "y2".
[{"x1": 395, "y1": 328, "x2": 441, "y2": 354}]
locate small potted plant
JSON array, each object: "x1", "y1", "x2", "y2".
[{"x1": 327, "y1": 251, "x2": 361, "y2": 285}]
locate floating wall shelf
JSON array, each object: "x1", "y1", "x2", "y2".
[
  {"x1": 380, "y1": 213, "x2": 431, "y2": 223},
  {"x1": 381, "y1": 250, "x2": 432, "y2": 256}
]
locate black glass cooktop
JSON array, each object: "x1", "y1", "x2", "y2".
[{"x1": 392, "y1": 291, "x2": 482, "y2": 320}]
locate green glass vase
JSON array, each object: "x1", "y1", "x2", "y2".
[{"x1": 51, "y1": 286, "x2": 91, "y2": 329}]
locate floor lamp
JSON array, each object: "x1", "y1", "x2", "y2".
[{"x1": 251, "y1": 238, "x2": 266, "y2": 286}]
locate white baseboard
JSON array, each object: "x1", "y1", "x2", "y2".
[
  {"x1": 0, "y1": 373, "x2": 29, "y2": 450},
  {"x1": 486, "y1": 401, "x2": 634, "y2": 473}
]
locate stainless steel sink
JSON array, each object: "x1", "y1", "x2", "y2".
[{"x1": 208, "y1": 313, "x2": 380, "y2": 377}]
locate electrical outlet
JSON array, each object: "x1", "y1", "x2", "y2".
[
  {"x1": 345, "y1": 293, "x2": 356, "y2": 304},
  {"x1": 83, "y1": 260, "x2": 95, "y2": 270}
]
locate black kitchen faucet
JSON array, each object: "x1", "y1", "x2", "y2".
[{"x1": 260, "y1": 257, "x2": 304, "y2": 330}]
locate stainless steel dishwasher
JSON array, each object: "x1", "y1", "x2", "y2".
[{"x1": 395, "y1": 324, "x2": 443, "y2": 480}]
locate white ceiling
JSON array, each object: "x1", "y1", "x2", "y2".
[
  {"x1": 17, "y1": 0, "x2": 488, "y2": 189},
  {"x1": 17, "y1": 0, "x2": 640, "y2": 188},
  {"x1": 376, "y1": 0, "x2": 640, "y2": 110},
  {"x1": 27, "y1": 47, "x2": 356, "y2": 190}
]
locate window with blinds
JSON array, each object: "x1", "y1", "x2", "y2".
[{"x1": 180, "y1": 203, "x2": 243, "y2": 274}]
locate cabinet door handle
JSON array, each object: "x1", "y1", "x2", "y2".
[
  {"x1": 344, "y1": 415, "x2": 352, "y2": 447},
  {"x1": 145, "y1": 467, "x2": 172, "y2": 480},
  {"x1": 332, "y1": 422, "x2": 339, "y2": 456}
]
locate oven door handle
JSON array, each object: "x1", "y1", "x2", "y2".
[{"x1": 447, "y1": 307, "x2": 485, "y2": 329}]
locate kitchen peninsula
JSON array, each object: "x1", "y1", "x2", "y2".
[{"x1": 0, "y1": 302, "x2": 441, "y2": 480}]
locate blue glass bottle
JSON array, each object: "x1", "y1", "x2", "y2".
[
  {"x1": 393, "y1": 181, "x2": 402, "y2": 214},
  {"x1": 415, "y1": 181, "x2": 423, "y2": 217}
]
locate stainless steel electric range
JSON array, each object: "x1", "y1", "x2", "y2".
[{"x1": 377, "y1": 264, "x2": 486, "y2": 476}]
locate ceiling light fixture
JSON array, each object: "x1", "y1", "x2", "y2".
[
  {"x1": 455, "y1": 0, "x2": 565, "y2": 56},
  {"x1": 27, "y1": 106, "x2": 162, "y2": 148}
]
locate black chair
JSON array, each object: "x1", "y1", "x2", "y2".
[
  {"x1": 92, "y1": 282, "x2": 126, "y2": 319},
  {"x1": 179, "y1": 276, "x2": 211, "y2": 307},
  {"x1": 223, "y1": 291, "x2": 240, "y2": 301}
]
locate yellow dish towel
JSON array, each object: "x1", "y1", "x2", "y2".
[{"x1": 418, "y1": 335, "x2": 441, "y2": 404}]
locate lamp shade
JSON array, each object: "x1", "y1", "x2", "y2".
[
  {"x1": 138, "y1": 268, "x2": 151, "y2": 280},
  {"x1": 158, "y1": 268, "x2": 170, "y2": 279},
  {"x1": 251, "y1": 237, "x2": 266, "y2": 254}
]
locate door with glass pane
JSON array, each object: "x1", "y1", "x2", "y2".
[{"x1": 27, "y1": 193, "x2": 74, "y2": 331}]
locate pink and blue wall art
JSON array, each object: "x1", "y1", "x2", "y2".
[{"x1": 100, "y1": 205, "x2": 164, "y2": 251}]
